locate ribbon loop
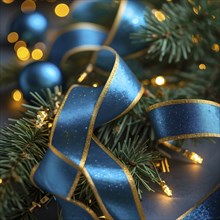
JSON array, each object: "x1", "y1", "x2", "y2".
[{"x1": 31, "y1": 47, "x2": 145, "y2": 220}]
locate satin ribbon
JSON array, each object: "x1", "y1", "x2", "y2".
[
  {"x1": 49, "y1": 0, "x2": 148, "y2": 66},
  {"x1": 147, "y1": 99, "x2": 220, "y2": 143},
  {"x1": 31, "y1": 47, "x2": 145, "y2": 220}
]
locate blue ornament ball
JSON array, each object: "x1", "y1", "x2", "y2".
[
  {"x1": 19, "y1": 62, "x2": 63, "y2": 100},
  {"x1": 10, "y1": 12, "x2": 48, "y2": 45}
]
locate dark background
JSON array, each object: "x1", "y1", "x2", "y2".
[{"x1": 0, "y1": 1, "x2": 220, "y2": 219}]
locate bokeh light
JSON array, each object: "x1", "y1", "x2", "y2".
[
  {"x1": 2, "y1": 0, "x2": 14, "y2": 4},
  {"x1": 21, "y1": 0, "x2": 36, "y2": 13},
  {"x1": 16, "y1": 47, "x2": 30, "y2": 61},
  {"x1": 12, "y1": 90, "x2": 23, "y2": 102},
  {"x1": 199, "y1": 63, "x2": 206, "y2": 70},
  {"x1": 155, "y1": 76, "x2": 166, "y2": 85},
  {"x1": 7, "y1": 32, "x2": 19, "y2": 43},
  {"x1": 14, "y1": 40, "x2": 27, "y2": 51},
  {"x1": 55, "y1": 3, "x2": 70, "y2": 17},
  {"x1": 212, "y1": 43, "x2": 219, "y2": 52},
  {"x1": 31, "y1": 48, "x2": 43, "y2": 60}
]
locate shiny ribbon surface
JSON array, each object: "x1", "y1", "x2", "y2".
[
  {"x1": 147, "y1": 100, "x2": 220, "y2": 143},
  {"x1": 32, "y1": 47, "x2": 145, "y2": 220},
  {"x1": 49, "y1": 0, "x2": 148, "y2": 66}
]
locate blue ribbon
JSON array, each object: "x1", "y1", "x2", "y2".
[
  {"x1": 49, "y1": 0, "x2": 148, "y2": 66},
  {"x1": 31, "y1": 47, "x2": 145, "y2": 220},
  {"x1": 147, "y1": 100, "x2": 220, "y2": 143}
]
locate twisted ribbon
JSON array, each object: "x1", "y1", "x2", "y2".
[
  {"x1": 147, "y1": 99, "x2": 220, "y2": 143},
  {"x1": 31, "y1": 47, "x2": 145, "y2": 220}
]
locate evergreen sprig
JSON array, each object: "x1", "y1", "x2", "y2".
[{"x1": 132, "y1": 0, "x2": 220, "y2": 63}]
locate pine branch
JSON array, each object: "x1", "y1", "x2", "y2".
[{"x1": 132, "y1": 0, "x2": 220, "y2": 63}]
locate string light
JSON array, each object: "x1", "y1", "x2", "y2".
[
  {"x1": 7, "y1": 32, "x2": 19, "y2": 43},
  {"x1": 55, "y1": 3, "x2": 70, "y2": 17},
  {"x1": 92, "y1": 83, "x2": 98, "y2": 87},
  {"x1": 17, "y1": 47, "x2": 30, "y2": 61},
  {"x1": 21, "y1": 0, "x2": 36, "y2": 13},
  {"x1": 2, "y1": 0, "x2": 14, "y2": 4},
  {"x1": 212, "y1": 43, "x2": 219, "y2": 52},
  {"x1": 155, "y1": 76, "x2": 166, "y2": 86},
  {"x1": 193, "y1": 5, "x2": 201, "y2": 15},
  {"x1": 12, "y1": 90, "x2": 23, "y2": 102},
  {"x1": 14, "y1": 40, "x2": 27, "y2": 52},
  {"x1": 160, "y1": 181, "x2": 172, "y2": 197},
  {"x1": 192, "y1": 35, "x2": 201, "y2": 44},
  {"x1": 78, "y1": 72, "x2": 88, "y2": 83},
  {"x1": 153, "y1": 10, "x2": 166, "y2": 22},
  {"x1": 31, "y1": 49, "x2": 43, "y2": 60},
  {"x1": 182, "y1": 150, "x2": 203, "y2": 164},
  {"x1": 199, "y1": 63, "x2": 206, "y2": 70},
  {"x1": 0, "y1": 178, "x2": 3, "y2": 184}
]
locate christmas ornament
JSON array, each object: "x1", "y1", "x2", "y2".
[
  {"x1": 9, "y1": 12, "x2": 48, "y2": 45},
  {"x1": 19, "y1": 61, "x2": 63, "y2": 100}
]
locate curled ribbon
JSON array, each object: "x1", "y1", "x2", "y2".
[
  {"x1": 147, "y1": 99, "x2": 220, "y2": 143},
  {"x1": 48, "y1": 0, "x2": 149, "y2": 66},
  {"x1": 31, "y1": 47, "x2": 145, "y2": 220}
]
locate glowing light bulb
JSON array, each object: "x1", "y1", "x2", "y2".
[
  {"x1": 155, "y1": 76, "x2": 166, "y2": 86},
  {"x1": 161, "y1": 181, "x2": 172, "y2": 197},
  {"x1": 12, "y1": 90, "x2": 23, "y2": 102},
  {"x1": 92, "y1": 83, "x2": 98, "y2": 88},
  {"x1": 21, "y1": 0, "x2": 36, "y2": 13},
  {"x1": 153, "y1": 10, "x2": 166, "y2": 22},
  {"x1": 55, "y1": 3, "x2": 70, "y2": 17},
  {"x1": 78, "y1": 72, "x2": 88, "y2": 83},
  {"x1": 212, "y1": 44, "x2": 219, "y2": 52},
  {"x1": 183, "y1": 150, "x2": 203, "y2": 164},
  {"x1": 31, "y1": 49, "x2": 43, "y2": 60},
  {"x1": 2, "y1": 0, "x2": 14, "y2": 4},
  {"x1": 199, "y1": 64, "x2": 206, "y2": 70},
  {"x1": 0, "y1": 178, "x2": 3, "y2": 184},
  {"x1": 16, "y1": 47, "x2": 30, "y2": 61},
  {"x1": 7, "y1": 32, "x2": 19, "y2": 43}
]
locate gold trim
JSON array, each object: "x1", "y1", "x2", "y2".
[
  {"x1": 108, "y1": 85, "x2": 144, "y2": 123},
  {"x1": 30, "y1": 163, "x2": 99, "y2": 220},
  {"x1": 162, "y1": 141, "x2": 181, "y2": 153},
  {"x1": 67, "y1": 170, "x2": 81, "y2": 199},
  {"x1": 46, "y1": 22, "x2": 107, "y2": 61},
  {"x1": 147, "y1": 99, "x2": 220, "y2": 112},
  {"x1": 79, "y1": 47, "x2": 119, "y2": 168},
  {"x1": 159, "y1": 133, "x2": 220, "y2": 143},
  {"x1": 177, "y1": 184, "x2": 220, "y2": 220},
  {"x1": 104, "y1": 0, "x2": 127, "y2": 45},
  {"x1": 92, "y1": 135, "x2": 146, "y2": 220}
]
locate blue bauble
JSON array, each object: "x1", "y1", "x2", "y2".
[
  {"x1": 19, "y1": 62, "x2": 63, "y2": 100},
  {"x1": 10, "y1": 12, "x2": 48, "y2": 45}
]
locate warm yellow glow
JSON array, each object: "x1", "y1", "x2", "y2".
[
  {"x1": 21, "y1": 0, "x2": 36, "y2": 13},
  {"x1": 155, "y1": 76, "x2": 166, "y2": 86},
  {"x1": 0, "y1": 178, "x2": 2, "y2": 184},
  {"x1": 183, "y1": 150, "x2": 203, "y2": 164},
  {"x1": 17, "y1": 47, "x2": 30, "y2": 61},
  {"x1": 2, "y1": 0, "x2": 14, "y2": 4},
  {"x1": 212, "y1": 43, "x2": 219, "y2": 52},
  {"x1": 34, "y1": 42, "x2": 46, "y2": 50},
  {"x1": 14, "y1": 40, "x2": 27, "y2": 51},
  {"x1": 92, "y1": 83, "x2": 98, "y2": 88},
  {"x1": 161, "y1": 181, "x2": 172, "y2": 197},
  {"x1": 154, "y1": 10, "x2": 166, "y2": 22},
  {"x1": 199, "y1": 63, "x2": 206, "y2": 70},
  {"x1": 7, "y1": 32, "x2": 19, "y2": 43},
  {"x1": 193, "y1": 5, "x2": 201, "y2": 15},
  {"x1": 142, "y1": 79, "x2": 150, "y2": 86},
  {"x1": 32, "y1": 49, "x2": 43, "y2": 60},
  {"x1": 192, "y1": 35, "x2": 201, "y2": 44},
  {"x1": 55, "y1": 3, "x2": 70, "y2": 17},
  {"x1": 78, "y1": 72, "x2": 88, "y2": 83},
  {"x1": 12, "y1": 90, "x2": 23, "y2": 102}
]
